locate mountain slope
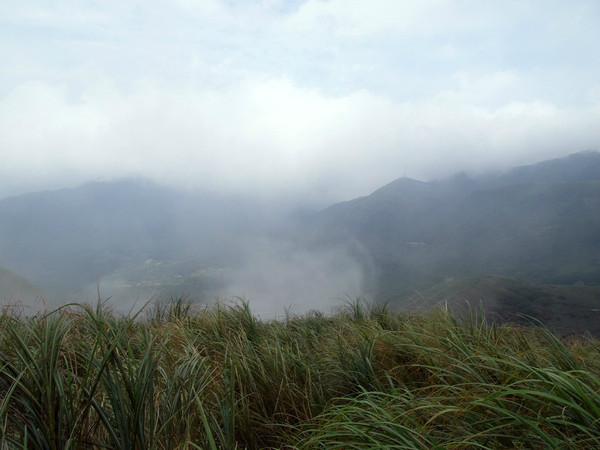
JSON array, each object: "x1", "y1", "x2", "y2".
[
  {"x1": 314, "y1": 151, "x2": 600, "y2": 300},
  {"x1": 0, "y1": 179, "x2": 273, "y2": 293},
  {"x1": 411, "y1": 275, "x2": 600, "y2": 336},
  {"x1": 0, "y1": 266, "x2": 41, "y2": 303},
  {"x1": 0, "y1": 151, "x2": 597, "y2": 326}
]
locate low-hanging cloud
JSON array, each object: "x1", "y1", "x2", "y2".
[
  {"x1": 219, "y1": 237, "x2": 366, "y2": 319},
  {"x1": 0, "y1": 1, "x2": 599, "y2": 204},
  {"x1": 0, "y1": 75, "x2": 598, "y2": 205}
]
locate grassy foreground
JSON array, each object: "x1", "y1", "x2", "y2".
[{"x1": 1, "y1": 298, "x2": 600, "y2": 449}]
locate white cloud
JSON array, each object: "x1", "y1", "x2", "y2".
[
  {"x1": 284, "y1": 0, "x2": 490, "y2": 38},
  {"x1": 221, "y1": 238, "x2": 365, "y2": 319},
  {"x1": 0, "y1": 1, "x2": 599, "y2": 201},
  {"x1": 1, "y1": 73, "x2": 598, "y2": 203}
]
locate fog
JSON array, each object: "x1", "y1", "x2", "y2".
[
  {"x1": 1, "y1": 76, "x2": 598, "y2": 207},
  {"x1": 0, "y1": 2, "x2": 599, "y2": 321},
  {"x1": 13, "y1": 236, "x2": 367, "y2": 319},
  {"x1": 220, "y1": 238, "x2": 366, "y2": 319},
  {"x1": 0, "y1": 150, "x2": 597, "y2": 323},
  {"x1": 1, "y1": 1, "x2": 599, "y2": 205}
]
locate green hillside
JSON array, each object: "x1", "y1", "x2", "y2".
[
  {"x1": 313, "y1": 152, "x2": 600, "y2": 301},
  {"x1": 412, "y1": 275, "x2": 600, "y2": 336}
]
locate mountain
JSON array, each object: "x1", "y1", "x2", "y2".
[
  {"x1": 0, "y1": 265, "x2": 41, "y2": 304},
  {"x1": 0, "y1": 151, "x2": 597, "y2": 329},
  {"x1": 411, "y1": 275, "x2": 600, "y2": 337},
  {"x1": 313, "y1": 151, "x2": 600, "y2": 301},
  {"x1": 0, "y1": 179, "x2": 282, "y2": 301}
]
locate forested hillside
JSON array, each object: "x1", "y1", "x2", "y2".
[{"x1": 313, "y1": 151, "x2": 600, "y2": 301}]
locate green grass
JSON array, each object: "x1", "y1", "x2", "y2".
[{"x1": 1, "y1": 298, "x2": 600, "y2": 448}]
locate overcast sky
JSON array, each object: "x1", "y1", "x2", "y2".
[{"x1": 1, "y1": 0, "x2": 599, "y2": 205}]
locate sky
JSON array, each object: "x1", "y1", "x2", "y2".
[{"x1": 1, "y1": 0, "x2": 599, "y2": 206}]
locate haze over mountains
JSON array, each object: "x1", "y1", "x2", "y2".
[
  {"x1": 314, "y1": 150, "x2": 600, "y2": 296},
  {"x1": 0, "y1": 151, "x2": 598, "y2": 330}
]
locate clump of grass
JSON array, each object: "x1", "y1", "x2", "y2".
[{"x1": 0, "y1": 297, "x2": 599, "y2": 448}]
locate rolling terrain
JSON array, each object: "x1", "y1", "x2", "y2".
[
  {"x1": 0, "y1": 151, "x2": 598, "y2": 332},
  {"x1": 312, "y1": 151, "x2": 600, "y2": 300},
  {"x1": 411, "y1": 275, "x2": 600, "y2": 336}
]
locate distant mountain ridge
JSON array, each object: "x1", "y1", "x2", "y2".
[
  {"x1": 0, "y1": 179, "x2": 274, "y2": 297},
  {"x1": 0, "y1": 265, "x2": 40, "y2": 303},
  {"x1": 313, "y1": 151, "x2": 600, "y2": 300},
  {"x1": 486, "y1": 150, "x2": 600, "y2": 186},
  {"x1": 0, "y1": 151, "x2": 598, "y2": 329}
]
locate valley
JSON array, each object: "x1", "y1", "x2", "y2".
[{"x1": 0, "y1": 151, "x2": 598, "y2": 333}]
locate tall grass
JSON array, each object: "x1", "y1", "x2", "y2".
[{"x1": 1, "y1": 298, "x2": 599, "y2": 448}]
